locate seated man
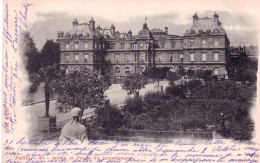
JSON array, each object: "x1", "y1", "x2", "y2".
[{"x1": 59, "y1": 107, "x2": 87, "y2": 143}]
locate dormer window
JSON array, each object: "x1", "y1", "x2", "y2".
[
  {"x1": 206, "y1": 29, "x2": 211, "y2": 33},
  {"x1": 214, "y1": 29, "x2": 219, "y2": 33},
  {"x1": 191, "y1": 30, "x2": 195, "y2": 34},
  {"x1": 199, "y1": 30, "x2": 203, "y2": 33}
]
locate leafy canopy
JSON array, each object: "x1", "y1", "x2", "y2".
[
  {"x1": 51, "y1": 67, "x2": 109, "y2": 112},
  {"x1": 122, "y1": 73, "x2": 148, "y2": 95}
]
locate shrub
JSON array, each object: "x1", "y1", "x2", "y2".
[
  {"x1": 122, "y1": 97, "x2": 145, "y2": 116},
  {"x1": 143, "y1": 92, "x2": 169, "y2": 109},
  {"x1": 187, "y1": 80, "x2": 203, "y2": 91},
  {"x1": 165, "y1": 84, "x2": 186, "y2": 98}
]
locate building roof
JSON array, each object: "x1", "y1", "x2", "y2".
[
  {"x1": 150, "y1": 28, "x2": 165, "y2": 34},
  {"x1": 137, "y1": 22, "x2": 153, "y2": 39},
  {"x1": 66, "y1": 23, "x2": 95, "y2": 37},
  {"x1": 187, "y1": 14, "x2": 226, "y2": 34}
]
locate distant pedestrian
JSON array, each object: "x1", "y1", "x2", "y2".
[{"x1": 59, "y1": 107, "x2": 87, "y2": 143}]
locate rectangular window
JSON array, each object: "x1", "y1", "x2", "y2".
[
  {"x1": 74, "y1": 42, "x2": 79, "y2": 49},
  {"x1": 190, "y1": 39, "x2": 194, "y2": 47},
  {"x1": 190, "y1": 53, "x2": 195, "y2": 61},
  {"x1": 202, "y1": 53, "x2": 206, "y2": 61},
  {"x1": 74, "y1": 54, "x2": 79, "y2": 63},
  {"x1": 172, "y1": 42, "x2": 176, "y2": 48},
  {"x1": 120, "y1": 43, "x2": 124, "y2": 49},
  {"x1": 84, "y1": 54, "x2": 89, "y2": 63},
  {"x1": 65, "y1": 43, "x2": 69, "y2": 49},
  {"x1": 158, "y1": 55, "x2": 162, "y2": 62},
  {"x1": 202, "y1": 39, "x2": 207, "y2": 47},
  {"x1": 65, "y1": 54, "x2": 70, "y2": 63},
  {"x1": 125, "y1": 55, "x2": 129, "y2": 63},
  {"x1": 116, "y1": 54, "x2": 120, "y2": 63},
  {"x1": 215, "y1": 40, "x2": 219, "y2": 47},
  {"x1": 180, "y1": 54, "x2": 184, "y2": 61},
  {"x1": 169, "y1": 56, "x2": 173, "y2": 62},
  {"x1": 214, "y1": 53, "x2": 219, "y2": 61},
  {"x1": 160, "y1": 43, "x2": 165, "y2": 48},
  {"x1": 84, "y1": 42, "x2": 88, "y2": 49}
]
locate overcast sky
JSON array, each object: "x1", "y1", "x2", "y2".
[{"x1": 28, "y1": 7, "x2": 258, "y2": 50}]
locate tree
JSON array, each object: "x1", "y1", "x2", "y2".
[
  {"x1": 88, "y1": 105, "x2": 126, "y2": 139},
  {"x1": 144, "y1": 66, "x2": 170, "y2": 85},
  {"x1": 51, "y1": 67, "x2": 109, "y2": 113},
  {"x1": 197, "y1": 70, "x2": 212, "y2": 82},
  {"x1": 19, "y1": 32, "x2": 41, "y2": 92},
  {"x1": 226, "y1": 50, "x2": 257, "y2": 85},
  {"x1": 166, "y1": 71, "x2": 179, "y2": 85},
  {"x1": 177, "y1": 65, "x2": 186, "y2": 81},
  {"x1": 122, "y1": 73, "x2": 148, "y2": 98},
  {"x1": 187, "y1": 69, "x2": 195, "y2": 78},
  {"x1": 31, "y1": 40, "x2": 61, "y2": 117}
]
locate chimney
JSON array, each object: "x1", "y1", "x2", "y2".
[
  {"x1": 89, "y1": 17, "x2": 95, "y2": 31},
  {"x1": 214, "y1": 12, "x2": 219, "y2": 21},
  {"x1": 72, "y1": 19, "x2": 78, "y2": 27},
  {"x1": 165, "y1": 27, "x2": 168, "y2": 35},
  {"x1": 128, "y1": 30, "x2": 132, "y2": 37},
  {"x1": 111, "y1": 24, "x2": 115, "y2": 35}
]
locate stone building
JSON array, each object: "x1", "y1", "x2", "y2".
[{"x1": 57, "y1": 13, "x2": 230, "y2": 78}]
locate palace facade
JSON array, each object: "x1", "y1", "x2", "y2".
[{"x1": 57, "y1": 13, "x2": 230, "y2": 78}]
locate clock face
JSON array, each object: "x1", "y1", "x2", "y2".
[{"x1": 139, "y1": 42, "x2": 145, "y2": 48}]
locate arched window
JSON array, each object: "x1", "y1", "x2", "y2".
[
  {"x1": 202, "y1": 67, "x2": 207, "y2": 71},
  {"x1": 199, "y1": 30, "x2": 203, "y2": 33},
  {"x1": 214, "y1": 68, "x2": 219, "y2": 75},
  {"x1": 206, "y1": 29, "x2": 211, "y2": 33},
  {"x1": 115, "y1": 67, "x2": 120, "y2": 75},
  {"x1": 125, "y1": 67, "x2": 130, "y2": 75}
]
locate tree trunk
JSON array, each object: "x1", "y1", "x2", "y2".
[
  {"x1": 135, "y1": 91, "x2": 139, "y2": 99},
  {"x1": 45, "y1": 78, "x2": 50, "y2": 117}
]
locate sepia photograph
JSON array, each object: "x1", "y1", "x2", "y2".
[
  {"x1": 2, "y1": 0, "x2": 260, "y2": 162},
  {"x1": 23, "y1": 10, "x2": 258, "y2": 142}
]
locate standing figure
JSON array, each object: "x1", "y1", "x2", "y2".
[{"x1": 59, "y1": 107, "x2": 87, "y2": 143}]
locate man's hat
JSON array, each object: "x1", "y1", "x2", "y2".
[{"x1": 71, "y1": 107, "x2": 82, "y2": 117}]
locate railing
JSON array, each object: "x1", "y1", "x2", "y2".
[
  {"x1": 31, "y1": 111, "x2": 96, "y2": 140},
  {"x1": 98, "y1": 129, "x2": 213, "y2": 142}
]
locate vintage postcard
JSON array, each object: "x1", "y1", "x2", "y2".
[{"x1": 2, "y1": 0, "x2": 260, "y2": 162}]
